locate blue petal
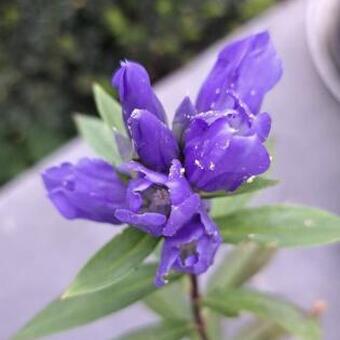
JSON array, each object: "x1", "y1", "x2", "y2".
[
  {"x1": 112, "y1": 60, "x2": 167, "y2": 125},
  {"x1": 196, "y1": 31, "x2": 282, "y2": 114},
  {"x1": 42, "y1": 158, "x2": 127, "y2": 224},
  {"x1": 155, "y1": 214, "x2": 221, "y2": 287},
  {"x1": 184, "y1": 116, "x2": 270, "y2": 192},
  {"x1": 128, "y1": 109, "x2": 179, "y2": 173},
  {"x1": 172, "y1": 96, "x2": 197, "y2": 144}
]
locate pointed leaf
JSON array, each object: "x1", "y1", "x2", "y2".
[
  {"x1": 117, "y1": 321, "x2": 193, "y2": 340},
  {"x1": 210, "y1": 194, "x2": 252, "y2": 218},
  {"x1": 64, "y1": 228, "x2": 159, "y2": 297},
  {"x1": 204, "y1": 289, "x2": 321, "y2": 340},
  {"x1": 93, "y1": 83, "x2": 126, "y2": 135},
  {"x1": 234, "y1": 319, "x2": 285, "y2": 340},
  {"x1": 201, "y1": 178, "x2": 278, "y2": 199},
  {"x1": 14, "y1": 265, "x2": 161, "y2": 339},
  {"x1": 208, "y1": 242, "x2": 276, "y2": 293},
  {"x1": 74, "y1": 113, "x2": 121, "y2": 164},
  {"x1": 216, "y1": 204, "x2": 340, "y2": 247},
  {"x1": 144, "y1": 278, "x2": 190, "y2": 320}
]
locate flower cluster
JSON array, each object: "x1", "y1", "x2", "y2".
[{"x1": 42, "y1": 31, "x2": 282, "y2": 286}]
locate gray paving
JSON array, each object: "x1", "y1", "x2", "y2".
[{"x1": 1, "y1": 0, "x2": 340, "y2": 339}]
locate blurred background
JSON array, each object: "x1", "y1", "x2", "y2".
[
  {"x1": 0, "y1": 0, "x2": 283, "y2": 186},
  {"x1": 3, "y1": 0, "x2": 340, "y2": 339}
]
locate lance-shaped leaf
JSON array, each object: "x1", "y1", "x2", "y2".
[
  {"x1": 204, "y1": 289, "x2": 321, "y2": 340},
  {"x1": 210, "y1": 194, "x2": 252, "y2": 219},
  {"x1": 208, "y1": 242, "x2": 276, "y2": 293},
  {"x1": 14, "y1": 265, "x2": 161, "y2": 339},
  {"x1": 144, "y1": 279, "x2": 190, "y2": 320},
  {"x1": 216, "y1": 204, "x2": 340, "y2": 247},
  {"x1": 74, "y1": 114, "x2": 121, "y2": 164},
  {"x1": 64, "y1": 228, "x2": 159, "y2": 297},
  {"x1": 93, "y1": 83, "x2": 126, "y2": 135},
  {"x1": 234, "y1": 319, "x2": 285, "y2": 340},
  {"x1": 200, "y1": 177, "x2": 278, "y2": 199},
  {"x1": 117, "y1": 321, "x2": 194, "y2": 340}
]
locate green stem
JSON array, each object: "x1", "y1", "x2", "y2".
[{"x1": 189, "y1": 274, "x2": 209, "y2": 340}]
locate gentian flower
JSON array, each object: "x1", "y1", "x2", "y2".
[
  {"x1": 155, "y1": 214, "x2": 221, "y2": 286},
  {"x1": 175, "y1": 31, "x2": 282, "y2": 192},
  {"x1": 42, "y1": 158, "x2": 126, "y2": 224},
  {"x1": 112, "y1": 60, "x2": 167, "y2": 126},
  {"x1": 115, "y1": 159, "x2": 205, "y2": 237},
  {"x1": 42, "y1": 31, "x2": 281, "y2": 287}
]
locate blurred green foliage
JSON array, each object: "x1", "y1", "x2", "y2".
[{"x1": 0, "y1": 0, "x2": 278, "y2": 185}]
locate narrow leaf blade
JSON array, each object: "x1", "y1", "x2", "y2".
[
  {"x1": 64, "y1": 228, "x2": 159, "y2": 297},
  {"x1": 74, "y1": 114, "x2": 121, "y2": 164},
  {"x1": 144, "y1": 279, "x2": 190, "y2": 320},
  {"x1": 117, "y1": 321, "x2": 193, "y2": 340},
  {"x1": 208, "y1": 242, "x2": 276, "y2": 293},
  {"x1": 210, "y1": 194, "x2": 252, "y2": 218},
  {"x1": 204, "y1": 289, "x2": 321, "y2": 340},
  {"x1": 14, "y1": 265, "x2": 160, "y2": 339},
  {"x1": 216, "y1": 204, "x2": 340, "y2": 247},
  {"x1": 201, "y1": 178, "x2": 278, "y2": 199},
  {"x1": 234, "y1": 319, "x2": 285, "y2": 340},
  {"x1": 93, "y1": 83, "x2": 126, "y2": 135}
]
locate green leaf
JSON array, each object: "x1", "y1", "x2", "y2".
[
  {"x1": 208, "y1": 242, "x2": 276, "y2": 293},
  {"x1": 216, "y1": 204, "x2": 340, "y2": 247},
  {"x1": 64, "y1": 228, "x2": 159, "y2": 297},
  {"x1": 234, "y1": 319, "x2": 285, "y2": 340},
  {"x1": 210, "y1": 194, "x2": 252, "y2": 218},
  {"x1": 204, "y1": 289, "x2": 321, "y2": 340},
  {"x1": 14, "y1": 265, "x2": 162, "y2": 339},
  {"x1": 205, "y1": 311, "x2": 222, "y2": 340},
  {"x1": 116, "y1": 321, "x2": 193, "y2": 340},
  {"x1": 93, "y1": 83, "x2": 126, "y2": 135},
  {"x1": 201, "y1": 177, "x2": 278, "y2": 199},
  {"x1": 74, "y1": 113, "x2": 121, "y2": 164},
  {"x1": 144, "y1": 278, "x2": 190, "y2": 320}
]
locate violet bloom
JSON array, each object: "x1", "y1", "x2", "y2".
[
  {"x1": 42, "y1": 31, "x2": 281, "y2": 287},
  {"x1": 155, "y1": 214, "x2": 221, "y2": 286},
  {"x1": 42, "y1": 158, "x2": 126, "y2": 224},
  {"x1": 115, "y1": 159, "x2": 205, "y2": 237},
  {"x1": 112, "y1": 60, "x2": 167, "y2": 127},
  {"x1": 114, "y1": 159, "x2": 221, "y2": 286},
  {"x1": 174, "y1": 31, "x2": 282, "y2": 192}
]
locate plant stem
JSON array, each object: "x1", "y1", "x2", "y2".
[{"x1": 189, "y1": 274, "x2": 209, "y2": 340}]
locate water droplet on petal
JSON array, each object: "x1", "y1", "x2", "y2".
[
  {"x1": 194, "y1": 159, "x2": 204, "y2": 169},
  {"x1": 246, "y1": 176, "x2": 256, "y2": 184},
  {"x1": 209, "y1": 161, "x2": 215, "y2": 171}
]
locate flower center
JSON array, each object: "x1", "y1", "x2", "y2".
[
  {"x1": 180, "y1": 241, "x2": 198, "y2": 265},
  {"x1": 141, "y1": 184, "x2": 171, "y2": 216}
]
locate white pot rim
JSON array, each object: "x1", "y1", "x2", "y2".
[{"x1": 306, "y1": 0, "x2": 340, "y2": 103}]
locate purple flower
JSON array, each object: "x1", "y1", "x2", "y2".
[
  {"x1": 112, "y1": 61, "x2": 167, "y2": 126},
  {"x1": 184, "y1": 92, "x2": 271, "y2": 192},
  {"x1": 42, "y1": 31, "x2": 282, "y2": 287},
  {"x1": 195, "y1": 31, "x2": 282, "y2": 114},
  {"x1": 42, "y1": 158, "x2": 126, "y2": 224},
  {"x1": 128, "y1": 109, "x2": 179, "y2": 173},
  {"x1": 114, "y1": 160, "x2": 202, "y2": 237},
  {"x1": 155, "y1": 212, "x2": 221, "y2": 287},
  {"x1": 178, "y1": 31, "x2": 282, "y2": 192}
]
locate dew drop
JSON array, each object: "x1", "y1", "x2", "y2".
[
  {"x1": 246, "y1": 176, "x2": 256, "y2": 184},
  {"x1": 304, "y1": 219, "x2": 313, "y2": 227},
  {"x1": 194, "y1": 159, "x2": 204, "y2": 169}
]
